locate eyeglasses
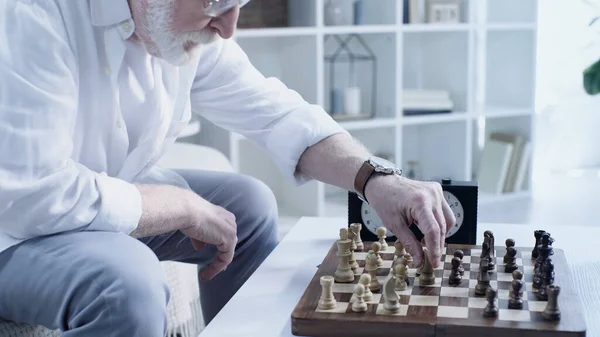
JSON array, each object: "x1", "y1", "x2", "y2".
[{"x1": 204, "y1": 0, "x2": 251, "y2": 17}]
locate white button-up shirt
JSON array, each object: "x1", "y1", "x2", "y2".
[{"x1": 0, "y1": 0, "x2": 345, "y2": 253}]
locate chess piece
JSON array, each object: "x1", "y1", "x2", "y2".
[
  {"x1": 418, "y1": 247, "x2": 435, "y2": 286},
  {"x1": 334, "y1": 228, "x2": 355, "y2": 283},
  {"x1": 350, "y1": 223, "x2": 364, "y2": 251},
  {"x1": 475, "y1": 256, "x2": 491, "y2": 296},
  {"x1": 449, "y1": 256, "x2": 462, "y2": 285},
  {"x1": 364, "y1": 250, "x2": 380, "y2": 292},
  {"x1": 504, "y1": 246, "x2": 518, "y2": 273},
  {"x1": 542, "y1": 285, "x2": 561, "y2": 321},
  {"x1": 532, "y1": 230, "x2": 546, "y2": 259},
  {"x1": 394, "y1": 263, "x2": 407, "y2": 291},
  {"x1": 358, "y1": 273, "x2": 373, "y2": 302},
  {"x1": 352, "y1": 284, "x2": 368, "y2": 313},
  {"x1": 483, "y1": 230, "x2": 496, "y2": 271},
  {"x1": 372, "y1": 242, "x2": 383, "y2": 267},
  {"x1": 318, "y1": 276, "x2": 337, "y2": 310},
  {"x1": 383, "y1": 275, "x2": 400, "y2": 313},
  {"x1": 483, "y1": 287, "x2": 499, "y2": 317},
  {"x1": 533, "y1": 233, "x2": 553, "y2": 289},
  {"x1": 394, "y1": 241, "x2": 407, "y2": 261},
  {"x1": 504, "y1": 238, "x2": 515, "y2": 263},
  {"x1": 508, "y1": 270, "x2": 524, "y2": 309},
  {"x1": 347, "y1": 229, "x2": 359, "y2": 274},
  {"x1": 537, "y1": 258, "x2": 555, "y2": 301},
  {"x1": 377, "y1": 227, "x2": 388, "y2": 251},
  {"x1": 453, "y1": 250, "x2": 465, "y2": 276}
]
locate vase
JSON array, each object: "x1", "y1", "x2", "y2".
[{"x1": 324, "y1": 0, "x2": 354, "y2": 26}]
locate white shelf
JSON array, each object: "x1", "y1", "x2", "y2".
[
  {"x1": 479, "y1": 191, "x2": 532, "y2": 205},
  {"x1": 197, "y1": 0, "x2": 539, "y2": 219}
]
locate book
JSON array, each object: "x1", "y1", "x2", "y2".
[
  {"x1": 477, "y1": 139, "x2": 515, "y2": 194},
  {"x1": 489, "y1": 132, "x2": 526, "y2": 193}
]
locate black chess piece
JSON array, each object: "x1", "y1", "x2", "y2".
[
  {"x1": 475, "y1": 256, "x2": 491, "y2": 296},
  {"x1": 537, "y1": 258, "x2": 555, "y2": 301},
  {"x1": 483, "y1": 287, "x2": 499, "y2": 317},
  {"x1": 509, "y1": 270, "x2": 524, "y2": 309},
  {"x1": 504, "y1": 246, "x2": 518, "y2": 273},
  {"x1": 532, "y1": 230, "x2": 545, "y2": 259},
  {"x1": 504, "y1": 238, "x2": 515, "y2": 263},
  {"x1": 483, "y1": 231, "x2": 496, "y2": 271},
  {"x1": 533, "y1": 233, "x2": 553, "y2": 289},
  {"x1": 453, "y1": 250, "x2": 465, "y2": 276},
  {"x1": 542, "y1": 285, "x2": 561, "y2": 321},
  {"x1": 449, "y1": 256, "x2": 462, "y2": 285}
]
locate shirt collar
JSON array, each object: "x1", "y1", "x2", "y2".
[{"x1": 90, "y1": 0, "x2": 133, "y2": 27}]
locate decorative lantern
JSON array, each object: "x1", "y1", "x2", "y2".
[{"x1": 324, "y1": 34, "x2": 377, "y2": 120}]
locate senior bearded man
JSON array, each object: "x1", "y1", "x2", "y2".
[{"x1": 0, "y1": 0, "x2": 456, "y2": 335}]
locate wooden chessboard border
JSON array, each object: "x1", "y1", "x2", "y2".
[{"x1": 290, "y1": 241, "x2": 587, "y2": 337}]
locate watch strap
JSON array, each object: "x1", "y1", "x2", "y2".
[{"x1": 353, "y1": 160, "x2": 375, "y2": 202}]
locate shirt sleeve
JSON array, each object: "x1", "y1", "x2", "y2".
[
  {"x1": 189, "y1": 38, "x2": 348, "y2": 185},
  {"x1": 0, "y1": 1, "x2": 142, "y2": 240}
]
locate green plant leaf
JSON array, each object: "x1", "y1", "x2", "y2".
[{"x1": 583, "y1": 58, "x2": 600, "y2": 95}]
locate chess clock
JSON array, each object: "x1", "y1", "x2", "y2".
[{"x1": 348, "y1": 178, "x2": 478, "y2": 245}]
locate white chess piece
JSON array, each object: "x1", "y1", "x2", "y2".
[
  {"x1": 358, "y1": 273, "x2": 373, "y2": 302},
  {"x1": 318, "y1": 276, "x2": 337, "y2": 310},
  {"x1": 364, "y1": 250, "x2": 380, "y2": 292},
  {"x1": 350, "y1": 223, "x2": 364, "y2": 251},
  {"x1": 394, "y1": 263, "x2": 407, "y2": 291},
  {"x1": 371, "y1": 241, "x2": 383, "y2": 267},
  {"x1": 377, "y1": 227, "x2": 388, "y2": 251},
  {"x1": 383, "y1": 274, "x2": 400, "y2": 313},
  {"x1": 334, "y1": 228, "x2": 354, "y2": 283},
  {"x1": 352, "y1": 284, "x2": 368, "y2": 312}
]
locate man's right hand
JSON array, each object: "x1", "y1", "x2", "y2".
[
  {"x1": 133, "y1": 184, "x2": 238, "y2": 281},
  {"x1": 180, "y1": 197, "x2": 238, "y2": 280}
]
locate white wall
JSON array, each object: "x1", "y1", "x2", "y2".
[{"x1": 533, "y1": 0, "x2": 600, "y2": 176}]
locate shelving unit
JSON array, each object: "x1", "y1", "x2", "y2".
[{"x1": 197, "y1": 0, "x2": 539, "y2": 218}]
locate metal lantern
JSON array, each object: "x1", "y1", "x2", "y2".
[{"x1": 324, "y1": 34, "x2": 377, "y2": 120}]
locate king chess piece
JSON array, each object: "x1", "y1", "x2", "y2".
[
  {"x1": 377, "y1": 227, "x2": 388, "y2": 251},
  {"x1": 449, "y1": 257, "x2": 462, "y2": 285},
  {"x1": 453, "y1": 250, "x2": 465, "y2": 276},
  {"x1": 483, "y1": 287, "x2": 499, "y2": 317},
  {"x1": 334, "y1": 228, "x2": 355, "y2": 283},
  {"x1": 508, "y1": 270, "x2": 524, "y2": 309},
  {"x1": 542, "y1": 285, "x2": 561, "y2": 321},
  {"x1": 349, "y1": 223, "x2": 364, "y2": 251}
]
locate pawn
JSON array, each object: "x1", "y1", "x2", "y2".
[
  {"x1": 453, "y1": 250, "x2": 465, "y2": 276},
  {"x1": 394, "y1": 241, "x2": 407, "y2": 261},
  {"x1": 372, "y1": 242, "x2": 383, "y2": 267},
  {"x1": 508, "y1": 270, "x2": 524, "y2": 309},
  {"x1": 351, "y1": 284, "x2": 368, "y2": 312},
  {"x1": 504, "y1": 238, "x2": 516, "y2": 263},
  {"x1": 504, "y1": 246, "x2": 518, "y2": 273},
  {"x1": 364, "y1": 250, "x2": 381, "y2": 292},
  {"x1": 449, "y1": 256, "x2": 462, "y2": 285},
  {"x1": 394, "y1": 263, "x2": 408, "y2": 291},
  {"x1": 418, "y1": 248, "x2": 436, "y2": 286},
  {"x1": 483, "y1": 288, "x2": 499, "y2": 317},
  {"x1": 358, "y1": 274, "x2": 374, "y2": 302},
  {"x1": 377, "y1": 227, "x2": 388, "y2": 251}
]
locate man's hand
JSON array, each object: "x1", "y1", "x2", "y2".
[
  {"x1": 180, "y1": 198, "x2": 238, "y2": 281},
  {"x1": 364, "y1": 174, "x2": 455, "y2": 269}
]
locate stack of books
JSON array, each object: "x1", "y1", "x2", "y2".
[
  {"x1": 476, "y1": 132, "x2": 532, "y2": 194},
  {"x1": 402, "y1": 89, "x2": 454, "y2": 116}
]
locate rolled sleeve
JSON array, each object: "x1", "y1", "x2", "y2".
[
  {"x1": 190, "y1": 38, "x2": 348, "y2": 185},
  {"x1": 0, "y1": 1, "x2": 141, "y2": 239}
]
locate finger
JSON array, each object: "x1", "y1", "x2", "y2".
[
  {"x1": 416, "y1": 210, "x2": 442, "y2": 268},
  {"x1": 201, "y1": 236, "x2": 237, "y2": 280},
  {"x1": 441, "y1": 198, "x2": 456, "y2": 235},
  {"x1": 433, "y1": 206, "x2": 447, "y2": 253},
  {"x1": 394, "y1": 224, "x2": 424, "y2": 269},
  {"x1": 191, "y1": 239, "x2": 206, "y2": 251}
]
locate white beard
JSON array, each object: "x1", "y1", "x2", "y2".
[{"x1": 142, "y1": 0, "x2": 218, "y2": 66}]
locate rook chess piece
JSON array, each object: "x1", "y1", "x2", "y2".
[
  {"x1": 449, "y1": 256, "x2": 462, "y2": 285},
  {"x1": 364, "y1": 250, "x2": 381, "y2": 292},
  {"x1": 334, "y1": 228, "x2": 355, "y2": 283},
  {"x1": 454, "y1": 250, "x2": 465, "y2": 276},
  {"x1": 318, "y1": 276, "x2": 336, "y2": 310},
  {"x1": 359, "y1": 274, "x2": 373, "y2": 302},
  {"x1": 383, "y1": 275, "x2": 400, "y2": 313},
  {"x1": 350, "y1": 223, "x2": 364, "y2": 251},
  {"x1": 504, "y1": 238, "x2": 516, "y2": 263},
  {"x1": 418, "y1": 247, "x2": 436, "y2": 286},
  {"x1": 377, "y1": 227, "x2": 388, "y2": 251},
  {"x1": 483, "y1": 287, "x2": 499, "y2": 317},
  {"x1": 394, "y1": 263, "x2": 407, "y2": 291},
  {"x1": 542, "y1": 285, "x2": 561, "y2": 321},
  {"x1": 508, "y1": 270, "x2": 524, "y2": 309},
  {"x1": 504, "y1": 246, "x2": 518, "y2": 273},
  {"x1": 351, "y1": 284, "x2": 368, "y2": 312}
]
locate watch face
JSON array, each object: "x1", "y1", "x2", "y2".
[
  {"x1": 360, "y1": 202, "x2": 387, "y2": 236},
  {"x1": 444, "y1": 191, "x2": 464, "y2": 237},
  {"x1": 369, "y1": 157, "x2": 399, "y2": 174}
]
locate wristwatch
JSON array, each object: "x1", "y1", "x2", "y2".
[{"x1": 353, "y1": 156, "x2": 402, "y2": 203}]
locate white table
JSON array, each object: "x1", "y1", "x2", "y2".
[{"x1": 199, "y1": 217, "x2": 600, "y2": 337}]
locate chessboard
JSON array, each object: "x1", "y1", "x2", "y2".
[{"x1": 290, "y1": 228, "x2": 587, "y2": 337}]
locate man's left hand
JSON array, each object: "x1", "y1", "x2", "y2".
[{"x1": 364, "y1": 174, "x2": 456, "y2": 269}]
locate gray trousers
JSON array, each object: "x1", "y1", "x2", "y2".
[{"x1": 0, "y1": 169, "x2": 279, "y2": 336}]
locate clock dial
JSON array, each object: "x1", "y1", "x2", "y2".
[
  {"x1": 360, "y1": 202, "x2": 385, "y2": 236},
  {"x1": 444, "y1": 190, "x2": 464, "y2": 237}
]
